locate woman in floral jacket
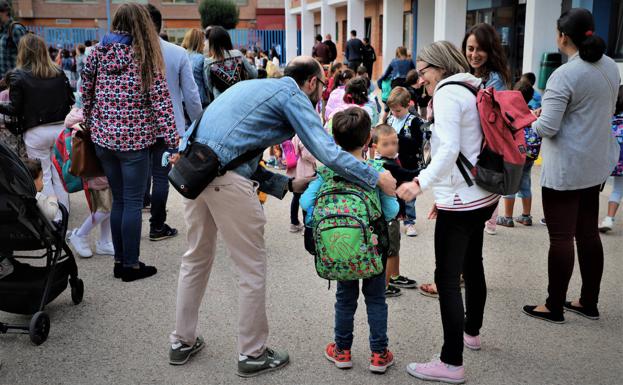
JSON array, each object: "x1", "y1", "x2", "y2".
[{"x1": 81, "y1": 3, "x2": 178, "y2": 282}]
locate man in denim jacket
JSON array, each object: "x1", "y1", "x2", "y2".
[{"x1": 168, "y1": 56, "x2": 397, "y2": 377}]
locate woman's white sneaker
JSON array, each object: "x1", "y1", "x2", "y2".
[
  {"x1": 598, "y1": 217, "x2": 614, "y2": 233},
  {"x1": 95, "y1": 240, "x2": 115, "y2": 256}
]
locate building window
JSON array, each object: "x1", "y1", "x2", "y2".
[
  {"x1": 378, "y1": 15, "x2": 383, "y2": 56},
  {"x1": 112, "y1": 0, "x2": 148, "y2": 4},
  {"x1": 45, "y1": 0, "x2": 97, "y2": 3},
  {"x1": 164, "y1": 28, "x2": 188, "y2": 45},
  {"x1": 364, "y1": 17, "x2": 371, "y2": 41}
]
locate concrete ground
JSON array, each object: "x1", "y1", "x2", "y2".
[{"x1": 1, "y1": 166, "x2": 622, "y2": 385}]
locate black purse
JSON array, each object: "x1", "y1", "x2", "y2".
[{"x1": 168, "y1": 109, "x2": 263, "y2": 200}]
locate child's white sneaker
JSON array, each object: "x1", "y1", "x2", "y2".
[
  {"x1": 68, "y1": 229, "x2": 93, "y2": 258},
  {"x1": 599, "y1": 216, "x2": 614, "y2": 233},
  {"x1": 95, "y1": 240, "x2": 115, "y2": 256}
]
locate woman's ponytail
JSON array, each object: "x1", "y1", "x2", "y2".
[{"x1": 557, "y1": 8, "x2": 605, "y2": 63}]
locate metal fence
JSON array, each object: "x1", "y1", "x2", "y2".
[
  {"x1": 27, "y1": 26, "x2": 106, "y2": 50},
  {"x1": 26, "y1": 27, "x2": 299, "y2": 62}
]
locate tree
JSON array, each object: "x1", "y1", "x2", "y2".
[{"x1": 198, "y1": 0, "x2": 240, "y2": 30}]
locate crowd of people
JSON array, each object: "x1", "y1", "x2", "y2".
[{"x1": 0, "y1": 0, "x2": 621, "y2": 383}]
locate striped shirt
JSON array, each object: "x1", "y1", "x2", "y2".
[{"x1": 436, "y1": 193, "x2": 500, "y2": 212}]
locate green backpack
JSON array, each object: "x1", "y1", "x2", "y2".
[{"x1": 310, "y1": 160, "x2": 389, "y2": 281}]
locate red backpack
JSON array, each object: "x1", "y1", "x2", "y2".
[{"x1": 437, "y1": 82, "x2": 536, "y2": 195}]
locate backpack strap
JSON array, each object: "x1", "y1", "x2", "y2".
[
  {"x1": 436, "y1": 81, "x2": 480, "y2": 96},
  {"x1": 455, "y1": 153, "x2": 475, "y2": 187}
]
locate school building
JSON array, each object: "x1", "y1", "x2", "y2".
[
  {"x1": 284, "y1": 0, "x2": 623, "y2": 83},
  {"x1": 12, "y1": 0, "x2": 286, "y2": 44}
]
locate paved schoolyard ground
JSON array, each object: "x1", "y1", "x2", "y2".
[{"x1": 1, "y1": 166, "x2": 621, "y2": 385}]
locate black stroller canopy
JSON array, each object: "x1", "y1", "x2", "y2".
[{"x1": 0, "y1": 141, "x2": 36, "y2": 198}]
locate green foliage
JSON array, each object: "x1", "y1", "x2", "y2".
[{"x1": 198, "y1": 0, "x2": 240, "y2": 30}]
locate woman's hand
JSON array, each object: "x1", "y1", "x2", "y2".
[
  {"x1": 427, "y1": 204, "x2": 438, "y2": 220},
  {"x1": 396, "y1": 180, "x2": 422, "y2": 201}
]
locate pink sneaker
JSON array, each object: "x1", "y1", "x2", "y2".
[
  {"x1": 406, "y1": 357, "x2": 465, "y2": 384},
  {"x1": 463, "y1": 332, "x2": 481, "y2": 350}
]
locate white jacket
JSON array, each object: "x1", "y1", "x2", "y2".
[{"x1": 418, "y1": 73, "x2": 493, "y2": 207}]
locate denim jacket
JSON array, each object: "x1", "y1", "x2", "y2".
[
  {"x1": 180, "y1": 77, "x2": 380, "y2": 191},
  {"x1": 187, "y1": 51, "x2": 208, "y2": 107}
]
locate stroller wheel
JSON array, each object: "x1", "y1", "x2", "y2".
[
  {"x1": 71, "y1": 279, "x2": 84, "y2": 305},
  {"x1": 29, "y1": 311, "x2": 50, "y2": 345}
]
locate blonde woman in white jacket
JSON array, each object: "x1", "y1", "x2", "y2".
[{"x1": 397, "y1": 41, "x2": 499, "y2": 384}]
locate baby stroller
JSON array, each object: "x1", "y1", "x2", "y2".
[{"x1": 0, "y1": 142, "x2": 83, "y2": 345}]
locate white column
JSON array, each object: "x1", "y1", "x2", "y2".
[
  {"x1": 301, "y1": 0, "x2": 316, "y2": 57},
  {"x1": 522, "y1": 0, "x2": 561, "y2": 86},
  {"x1": 321, "y1": 0, "x2": 337, "y2": 39},
  {"x1": 285, "y1": 0, "x2": 298, "y2": 63},
  {"x1": 433, "y1": 0, "x2": 467, "y2": 49},
  {"x1": 416, "y1": 0, "x2": 435, "y2": 54},
  {"x1": 346, "y1": 0, "x2": 365, "y2": 41},
  {"x1": 382, "y1": 0, "x2": 404, "y2": 71}
]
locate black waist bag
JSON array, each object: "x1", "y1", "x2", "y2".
[
  {"x1": 168, "y1": 141, "x2": 221, "y2": 200},
  {"x1": 168, "y1": 109, "x2": 263, "y2": 200}
]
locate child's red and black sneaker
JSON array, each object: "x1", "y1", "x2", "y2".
[
  {"x1": 324, "y1": 342, "x2": 352, "y2": 369},
  {"x1": 369, "y1": 348, "x2": 394, "y2": 373}
]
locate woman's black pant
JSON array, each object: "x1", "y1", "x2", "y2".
[
  {"x1": 542, "y1": 185, "x2": 603, "y2": 315},
  {"x1": 435, "y1": 203, "x2": 496, "y2": 366}
]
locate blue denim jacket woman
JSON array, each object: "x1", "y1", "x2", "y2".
[{"x1": 181, "y1": 29, "x2": 209, "y2": 107}]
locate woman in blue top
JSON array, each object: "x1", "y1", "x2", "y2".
[
  {"x1": 463, "y1": 22, "x2": 512, "y2": 234},
  {"x1": 376, "y1": 46, "x2": 415, "y2": 90},
  {"x1": 182, "y1": 29, "x2": 209, "y2": 107}
]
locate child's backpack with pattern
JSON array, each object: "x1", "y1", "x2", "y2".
[
  {"x1": 52, "y1": 127, "x2": 83, "y2": 193},
  {"x1": 310, "y1": 160, "x2": 388, "y2": 281},
  {"x1": 611, "y1": 114, "x2": 623, "y2": 176}
]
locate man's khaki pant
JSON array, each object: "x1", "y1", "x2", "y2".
[{"x1": 169, "y1": 172, "x2": 268, "y2": 357}]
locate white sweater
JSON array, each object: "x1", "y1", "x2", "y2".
[{"x1": 418, "y1": 73, "x2": 495, "y2": 207}]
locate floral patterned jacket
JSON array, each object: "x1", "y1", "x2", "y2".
[{"x1": 81, "y1": 42, "x2": 177, "y2": 152}]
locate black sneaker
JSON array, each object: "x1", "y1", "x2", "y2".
[
  {"x1": 389, "y1": 275, "x2": 417, "y2": 289},
  {"x1": 114, "y1": 262, "x2": 145, "y2": 278},
  {"x1": 121, "y1": 264, "x2": 157, "y2": 282},
  {"x1": 522, "y1": 305, "x2": 565, "y2": 324},
  {"x1": 385, "y1": 285, "x2": 402, "y2": 297},
  {"x1": 149, "y1": 224, "x2": 178, "y2": 241},
  {"x1": 169, "y1": 336, "x2": 205, "y2": 365},
  {"x1": 564, "y1": 301, "x2": 599, "y2": 320}
]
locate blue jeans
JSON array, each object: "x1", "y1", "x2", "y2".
[
  {"x1": 146, "y1": 138, "x2": 172, "y2": 231},
  {"x1": 334, "y1": 273, "x2": 388, "y2": 352},
  {"x1": 404, "y1": 199, "x2": 416, "y2": 225},
  {"x1": 95, "y1": 145, "x2": 150, "y2": 267},
  {"x1": 503, "y1": 160, "x2": 534, "y2": 199}
]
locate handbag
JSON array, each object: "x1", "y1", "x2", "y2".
[
  {"x1": 69, "y1": 123, "x2": 105, "y2": 178},
  {"x1": 168, "y1": 109, "x2": 263, "y2": 200}
]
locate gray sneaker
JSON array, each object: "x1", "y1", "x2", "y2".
[
  {"x1": 237, "y1": 347, "x2": 289, "y2": 377},
  {"x1": 169, "y1": 336, "x2": 205, "y2": 365}
]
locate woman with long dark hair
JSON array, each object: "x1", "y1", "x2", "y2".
[
  {"x1": 523, "y1": 8, "x2": 620, "y2": 323},
  {"x1": 0, "y1": 34, "x2": 74, "y2": 219},
  {"x1": 81, "y1": 3, "x2": 178, "y2": 282},
  {"x1": 461, "y1": 23, "x2": 511, "y2": 91},
  {"x1": 203, "y1": 26, "x2": 257, "y2": 102}
]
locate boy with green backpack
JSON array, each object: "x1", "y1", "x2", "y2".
[{"x1": 300, "y1": 107, "x2": 399, "y2": 374}]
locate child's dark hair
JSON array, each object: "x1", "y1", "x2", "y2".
[
  {"x1": 22, "y1": 158, "x2": 42, "y2": 180},
  {"x1": 616, "y1": 85, "x2": 623, "y2": 115},
  {"x1": 557, "y1": 8, "x2": 605, "y2": 63},
  {"x1": 406, "y1": 69, "x2": 419, "y2": 86},
  {"x1": 513, "y1": 79, "x2": 534, "y2": 105},
  {"x1": 521, "y1": 72, "x2": 536, "y2": 86},
  {"x1": 344, "y1": 77, "x2": 369, "y2": 105},
  {"x1": 257, "y1": 68, "x2": 267, "y2": 79},
  {"x1": 372, "y1": 124, "x2": 395, "y2": 144},
  {"x1": 332, "y1": 107, "x2": 371, "y2": 151},
  {"x1": 356, "y1": 64, "x2": 367, "y2": 76}
]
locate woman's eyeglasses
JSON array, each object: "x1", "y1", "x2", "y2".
[{"x1": 417, "y1": 64, "x2": 434, "y2": 77}]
